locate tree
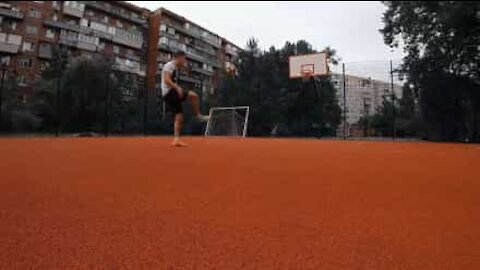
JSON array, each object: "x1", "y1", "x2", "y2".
[
  {"x1": 0, "y1": 70, "x2": 41, "y2": 133},
  {"x1": 32, "y1": 52, "x2": 140, "y2": 134},
  {"x1": 212, "y1": 38, "x2": 342, "y2": 137},
  {"x1": 381, "y1": 1, "x2": 480, "y2": 141}
]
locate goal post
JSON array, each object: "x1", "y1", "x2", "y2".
[{"x1": 205, "y1": 106, "x2": 250, "y2": 137}]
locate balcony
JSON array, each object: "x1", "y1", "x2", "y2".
[
  {"x1": 201, "y1": 35, "x2": 221, "y2": 49},
  {"x1": 123, "y1": 53, "x2": 141, "y2": 62},
  {"x1": 159, "y1": 31, "x2": 179, "y2": 41},
  {"x1": 164, "y1": 20, "x2": 193, "y2": 37},
  {"x1": 192, "y1": 66, "x2": 213, "y2": 76},
  {"x1": 44, "y1": 20, "x2": 82, "y2": 33},
  {"x1": 114, "y1": 57, "x2": 145, "y2": 76},
  {"x1": 207, "y1": 58, "x2": 221, "y2": 68},
  {"x1": 157, "y1": 54, "x2": 171, "y2": 63},
  {"x1": 0, "y1": 8, "x2": 24, "y2": 19},
  {"x1": 84, "y1": 21, "x2": 143, "y2": 49},
  {"x1": 194, "y1": 43, "x2": 216, "y2": 56},
  {"x1": 59, "y1": 33, "x2": 97, "y2": 52},
  {"x1": 82, "y1": 1, "x2": 148, "y2": 25},
  {"x1": 0, "y1": 42, "x2": 20, "y2": 53},
  {"x1": 179, "y1": 75, "x2": 201, "y2": 84},
  {"x1": 225, "y1": 45, "x2": 238, "y2": 56},
  {"x1": 158, "y1": 42, "x2": 169, "y2": 51},
  {"x1": 186, "y1": 50, "x2": 205, "y2": 62},
  {"x1": 63, "y1": 2, "x2": 85, "y2": 18},
  {"x1": 0, "y1": 33, "x2": 21, "y2": 54},
  {"x1": 113, "y1": 28, "x2": 143, "y2": 49}
]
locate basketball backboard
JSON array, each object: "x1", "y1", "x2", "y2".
[{"x1": 289, "y1": 53, "x2": 328, "y2": 78}]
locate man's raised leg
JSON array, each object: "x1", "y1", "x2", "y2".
[{"x1": 187, "y1": 91, "x2": 209, "y2": 121}]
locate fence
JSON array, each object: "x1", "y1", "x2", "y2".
[
  {"x1": 0, "y1": 58, "x2": 477, "y2": 142},
  {"x1": 332, "y1": 60, "x2": 405, "y2": 140}
]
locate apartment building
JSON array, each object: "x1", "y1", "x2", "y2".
[
  {"x1": 332, "y1": 73, "x2": 402, "y2": 135},
  {"x1": 0, "y1": 1, "x2": 241, "y2": 103},
  {"x1": 147, "y1": 8, "x2": 241, "y2": 100},
  {"x1": 0, "y1": 1, "x2": 151, "y2": 99}
]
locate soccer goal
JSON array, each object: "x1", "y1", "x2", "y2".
[{"x1": 205, "y1": 106, "x2": 250, "y2": 137}]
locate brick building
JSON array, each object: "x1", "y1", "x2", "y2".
[
  {"x1": 147, "y1": 8, "x2": 240, "y2": 100},
  {"x1": 0, "y1": 1, "x2": 240, "y2": 102}
]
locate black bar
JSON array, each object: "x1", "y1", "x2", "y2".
[
  {"x1": 0, "y1": 64, "x2": 5, "y2": 128},
  {"x1": 342, "y1": 63, "x2": 347, "y2": 140},
  {"x1": 104, "y1": 72, "x2": 110, "y2": 137},
  {"x1": 143, "y1": 80, "x2": 148, "y2": 136},
  {"x1": 390, "y1": 60, "x2": 396, "y2": 140},
  {"x1": 142, "y1": 27, "x2": 148, "y2": 136},
  {"x1": 55, "y1": 47, "x2": 62, "y2": 137}
]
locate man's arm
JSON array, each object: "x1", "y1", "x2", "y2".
[{"x1": 163, "y1": 71, "x2": 183, "y2": 98}]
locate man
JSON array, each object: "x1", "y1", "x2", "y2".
[{"x1": 161, "y1": 51, "x2": 208, "y2": 147}]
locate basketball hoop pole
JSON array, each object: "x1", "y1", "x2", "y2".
[{"x1": 311, "y1": 76, "x2": 323, "y2": 138}]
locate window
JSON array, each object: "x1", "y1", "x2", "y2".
[
  {"x1": 18, "y1": 75, "x2": 27, "y2": 86},
  {"x1": 113, "y1": 45, "x2": 120, "y2": 54},
  {"x1": 1, "y1": 33, "x2": 9, "y2": 43},
  {"x1": 159, "y1": 36, "x2": 168, "y2": 45},
  {"x1": 52, "y1": 1, "x2": 59, "y2": 9},
  {"x1": 26, "y1": 25, "x2": 38, "y2": 35},
  {"x1": 80, "y1": 18, "x2": 88, "y2": 27},
  {"x1": 18, "y1": 58, "x2": 33, "y2": 68},
  {"x1": 22, "y1": 41, "x2": 36, "y2": 52},
  {"x1": 102, "y1": 16, "x2": 109, "y2": 24},
  {"x1": 65, "y1": 1, "x2": 81, "y2": 9},
  {"x1": 1, "y1": 56, "x2": 11, "y2": 66},
  {"x1": 52, "y1": 13, "x2": 58, "y2": 21},
  {"x1": 90, "y1": 21, "x2": 107, "y2": 32},
  {"x1": 116, "y1": 20, "x2": 123, "y2": 28},
  {"x1": 45, "y1": 29, "x2": 55, "y2": 39},
  {"x1": 11, "y1": 22, "x2": 17, "y2": 31},
  {"x1": 28, "y1": 9, "x2": 41, "y2": 18},
  {"x1": 39, "y1": 60, "x2": 49, "y2": 71},
  {"x1": 98, "y1": 41, "x2": 105, "y2": 51},
  {"x1": 107, "y1": 26, "x2": 116, "y2": 35},
  {"x1": 160, "y1": 24, "x2": 167, "y2": 32}
]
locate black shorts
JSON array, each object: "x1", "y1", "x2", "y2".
[{"x1": 164, "y1": 89, "x2": 189, "y2": 115}]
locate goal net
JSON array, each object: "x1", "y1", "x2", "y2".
[{"x1": 205, "y1": 106, "x2": 250, "y2": 137}]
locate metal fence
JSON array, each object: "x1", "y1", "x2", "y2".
[
  {"x1": 0, "y1": 58, "x2": 476, "y2": 142},
  {"x1": 332, "y1": 60, "x2": 405, "y2": 140}
]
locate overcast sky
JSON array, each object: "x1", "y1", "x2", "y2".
[{"x1": 130, "y1": 1, "x2": 404, "y2": 64}]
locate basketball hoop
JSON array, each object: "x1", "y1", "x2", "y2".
[
  {"x1": 289, "y1": 53, "x2": 328, "y2": 79},
  {"x1": 301, "y1": 64, "x2": 315, "y2": 78}
]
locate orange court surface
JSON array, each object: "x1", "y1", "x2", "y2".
[{"x1": 1, "y1": 137, "x2": 479, "y2": 269}]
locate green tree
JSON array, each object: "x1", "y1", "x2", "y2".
[
  {"x1": 212, "y1": 38, "x2": 341, "y2": 137},
  {"x1": 381, "y1": 1, "x2": 480, "y2": 141},
  {"x1": 32, "y1": 52, "x2": 140, "y2": 135},
  {"x1": 0, "y1": 71, "x2": 41, "y2": 133}
]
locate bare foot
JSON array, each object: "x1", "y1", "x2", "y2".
[{"x1": 171, "y1": 138, "x2": 188, "y2": 147}]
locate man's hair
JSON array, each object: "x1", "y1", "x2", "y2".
[{"x1": 174, "y1": 51, "x2": 186, "y2": 58}]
